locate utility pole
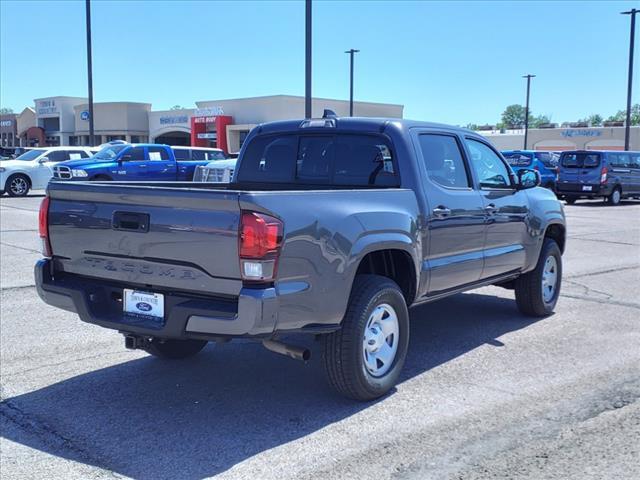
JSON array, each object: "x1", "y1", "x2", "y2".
[
  {"x1": 345, "y1": 49, "x2": 360, "y2": 116},
  {"x1": 305, "y1": 0, "x2": 312, "y2": 118},
  {"x1": 85, "y1": 0, "x2": 95, "y2": 146},
  {"x1": 522, "y1": 74, "x2": 535, "y2": 149},
  {"x1": 622, "y1": 8, "x2": 637, "y2": 151}
]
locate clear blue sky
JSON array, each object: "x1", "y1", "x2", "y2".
[{"x1": 0, "y1": 0, "x2": 637, "y2": 125}]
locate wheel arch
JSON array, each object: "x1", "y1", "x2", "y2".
[{"x1": 5, "y1": 171, "x2": 32, "y2": 189}]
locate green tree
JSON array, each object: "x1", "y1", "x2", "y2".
[
  {"x1": 578, "y1": 114, "x2": 603, "y2": 126},
  {"x1": 530, "y1": 114, "x2": 551, "y2": 128},
  {"x1": 0, "y1": 107, "x2": 14, "y2": 114},
  {"x1": 501, "y1": 104, "x2": 527, "y2": 128},
  {"x1": 170, "y1": 105, "x2": 184, "y2": 110},
  {"x1": 606, "y1": 105, "x2": 639, "y2": 125}
]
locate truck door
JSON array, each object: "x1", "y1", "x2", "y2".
[
  {"x1": 145, "y1": 146, "x2": 177, "y2": 180},
  {"x1": 463, "y1": 138, "x2": 529, "y2": 279},
  {"x1": 415, "y1": 132, "x2": 486, "y2": 294},
  {"x1": 117, "y1": 146, "x2": 147, "y2": 180}
]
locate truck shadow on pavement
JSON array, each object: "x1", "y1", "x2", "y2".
[{"x1": 1, "y1": 291, "x2": 544, "y2": 479}]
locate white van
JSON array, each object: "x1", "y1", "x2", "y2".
[{"x1": 0, "y1": 146, "x2": 95, "y2": 196}]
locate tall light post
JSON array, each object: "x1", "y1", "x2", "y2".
[
  {"x1": 622, "y1": 8, "x2": 637, "y2": 151},
  {"x1": 305, "y1": 0, "x2": 312, "y2": 119},
  {"x1": 345, "y1": 49, "x2": 359, "y2": 116},
  {"x1": 522, "y1": 74, "x2": 535, "y2": 149},
  {"x1": 85, "y1": 0, "x2": 95, "y2": 146}
]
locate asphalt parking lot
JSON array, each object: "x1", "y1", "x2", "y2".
[{"x1": 1, "y1": 192, "x2": 639, "y2": 480}]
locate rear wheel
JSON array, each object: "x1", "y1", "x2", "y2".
[
  {"x1": 322, "y1": 274, "x2": 409, "y2": 401},
  {"x1": 6, "y1": 174, "x2": 30, "y2": 197},
  {"x1": 607, "y1": 187, "x2": 622, "y2": 206},
  {"x1": 145, "y1": 338, "x2": 208, "y2": 359},
  {"x1": 515, "y1": 238, "x2": 562, "y2": 317}
]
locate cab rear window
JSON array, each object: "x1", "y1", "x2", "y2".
[
  {"x1": 561, "y1": 153, "x2": 600, "y2": 168},
  {"x1": 237, "y1": 134, "x2": 399, "y2": 187}
]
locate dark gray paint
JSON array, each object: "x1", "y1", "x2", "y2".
[{"x1": 38, "y1": 118, "x2": 566, "y2": 339}]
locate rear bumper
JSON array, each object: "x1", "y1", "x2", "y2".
[
  {"x1": 556, "y1": 183, "x2": 613, "y2": 197},
  {"x1": 35, "y1": 258, "x2": 278, "y2": 338}
]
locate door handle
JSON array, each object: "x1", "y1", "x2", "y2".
[
  {"x1": 432, "y1": 206, "x2": 451, "y2": 218},
  {"x1": 138, "y1": 164, "x2": 147, "y2": 168},
  {"x1": 484, "y1": 203, "x2": 497, "y2": 215}
]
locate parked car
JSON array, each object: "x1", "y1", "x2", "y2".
[
  {"x1": 0, "y1": 147, "x2": 30, "y2": 159},
  {"x1": 193, "y1": 158, "x2": 238, "y2": 183},
  {"x1": 556, "y1": 150, "x2": 640, "y2": 205},
  {"x1": 35, "y1": 115, "x2": 566, "y2": 401},
  {"x1": 52, "y1": 143, "x2": 211, "y2": 182},
  {"x1": 0, "y1": 146, "x2": 94, "y2": 196},
  {"x1": 501, "y1": 150, "x2": 559, "y2": 190}
]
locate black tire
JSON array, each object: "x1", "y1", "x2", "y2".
[
  {"x1": 322, "y1": 274, "x2": 410, "y2": 401},
  {"x1": 515, "y1": 238, "x2": 562, "y2": 317},
  {"x1": 607, "y1": 187, "x2": 622, "y2": 206},
  {"x1": 144, "y1": 338, "x2": 208, "y2": 359},
  {"x1": 6, "y1": 174, "x2": 30, "y2": 197},
  {"x1": 565, "y1": 197, "x2": 576, "y2": 205}
]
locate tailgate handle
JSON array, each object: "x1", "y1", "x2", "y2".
[{"x1": 112, "y1": 211, "x2": 150, "y2": 232}]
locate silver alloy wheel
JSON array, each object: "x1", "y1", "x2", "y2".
[
  {"x1": 541, "y1": 255, "x2": 558, "y2": 303},
  {"x1": 10, "y1": 177, "x2": 28, "y2": 195},
  {"x1": 363, "y1": 303, "x2": 399, "y2": 377},
  {"x1": 612, "y1": 189, "x2": 621, "y2": 204}
]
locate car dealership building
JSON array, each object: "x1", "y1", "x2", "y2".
[{"x1": 17, "y1": 95, "x2": 404, "y2": 153}]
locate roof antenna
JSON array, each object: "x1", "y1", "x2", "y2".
[{"x1": 322, "y1": 109, "x2": 337, "y2": 119}]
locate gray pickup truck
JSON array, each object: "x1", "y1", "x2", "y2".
[{"x1": 35, "y1": 115, "x2": 566, "y2": 400}]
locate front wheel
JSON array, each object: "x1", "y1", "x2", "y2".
[
  {"x1": 6, "y1": 174, "x2": 30, "y2": 197},
  {"x1": 565, "y1": 197, "x2": 576, "y2": 205},
  {"x1": 144, "y1": 338, "x2": 208, "y2": 359},
  {"x1": 515, "y1": 238, "x2": 562, "y2": 317},
  {"x1": 322, "y1": 275, "x2": 410, "y2": 401}
]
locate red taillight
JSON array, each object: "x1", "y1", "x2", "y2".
[
  {"x1": 39, "y1": 196, "x2": 52, "y2": 257},
  {"x1": 600, "y1": 166, "x2": 608, "y2": 184},
  {"x1": 239, "y1": 211, "x2": 283, "y2": 281}
]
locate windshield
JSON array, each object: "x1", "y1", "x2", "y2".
[
  {"x1": 503, "y1": 152, "x2": 533, "y2": 167},
  {"x1": 94, "y1": 145, "x2": 127, "y2": 160},
  {"x1": 14, "y1": 149, "x2": 47, "y2": 161},
  {"x1": 561, "y1": 152, "x2": 600, "y2": 168}
]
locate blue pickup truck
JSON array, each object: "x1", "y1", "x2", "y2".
[{"x1": 52, "y1": 143, "x2": 210, "y2": 181}]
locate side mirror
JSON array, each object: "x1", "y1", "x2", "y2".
[
  {"x1": 120, "y1": 154, "x2": 132, "y2": 163},
  {"x1": 38, "y1": 156, "x2": 49, "y2": 163},
  {"x1": 517, "y1": 168, "x2": 541, "y2": 190}
]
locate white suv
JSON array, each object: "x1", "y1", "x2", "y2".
[{"x1": 0, "y1": 146, "x2": 95, "y2": 197}]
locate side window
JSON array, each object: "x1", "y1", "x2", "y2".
[
  {"x1": 237, "y1": 135, "x2": 298, "y2": 183},
  {"x1": 173, "y1": 148, "x2": 190, "y2": 161},
  {"x1": 67, "y1": 150, "x2": 88, "y2": 160},
  {"x1": 465, "y1": 139, "x2": 512, "y2": 189},
  {"x1": 192, "y1": 150, "x2": 206, "y2": 161},
  {"x1": 47, "y1": 150, "x2": 69, "y2": 162},
  {"x1": 148, "y1": 146, "x2": 169, "y2": 161},
  {"x1": 418, "y1": 134, "x2": 470, "y2": 188},
  {"x1": 124, "y1": 147, "x2": 145, "y2": 161},
  {"x1": 630, "y1": 154, "x2": 640, "y2": 168},
  {"x1": 207, "y1": 151, "x2": 226, "y2": 160}
]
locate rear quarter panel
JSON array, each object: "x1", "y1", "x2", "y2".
[{"x1": 240, "y1": 189, "x2": 421, "y2": 331}]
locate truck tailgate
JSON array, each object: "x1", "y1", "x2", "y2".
[{"x1": 47, "y1": 182, "x2": 243, "y2": 296}]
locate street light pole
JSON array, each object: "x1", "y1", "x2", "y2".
[
  {"x1": 85, "y1": 0, "x2": 95, "y2": 146},
  {"x1": 523, "y1": 74, "x2": 535, "y2": 149},
  {"x1": 345, "y1": 49, "x2": 359, "y2": 116},
  {"x1": 305, "y1": 0, "x2": 312, "y2": 119},
  {"x1": 622, "y1": 8, "x2": 637, "y2": 151}
]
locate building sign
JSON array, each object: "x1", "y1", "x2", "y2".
[
  {"x1": 194, "y1": 107, "x2": 224, "y2": 117},
  {"x1": 37, "y1": 99, "x2": 58, "y2": 115},
  {"x1": 0, "y1": 120, "x2": 12, "y2": 127},
  {"x1": 194, "y1": 116, "x2": 218, "y2": 124},
  {"x1": 80, "y1": 111, "x2": 90, "y2": 121},
  {"x1": 160, "y1": 115, "x2": 189, "y2": 125},
  {"x1": 561, "y1": 129, "x2": 602, "y2": 138},
  {"x1": 197, "y1": 133, "x2": 217, "y2": 139}
]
